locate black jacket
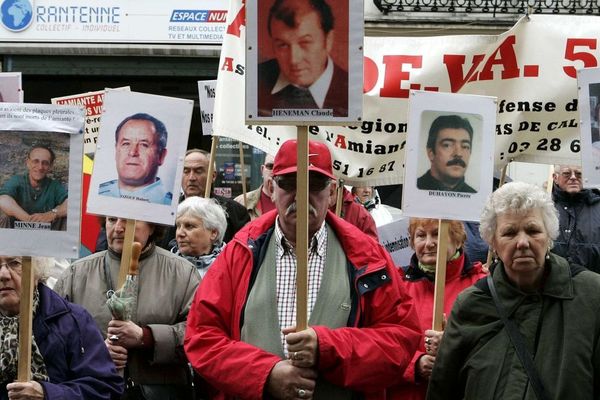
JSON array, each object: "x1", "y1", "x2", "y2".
[{"x1": 551, "y1": 186, "x2": 600, "y2": 273}]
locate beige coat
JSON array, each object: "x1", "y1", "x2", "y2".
[{"x1": 54, "y1": 245, "x2": 200, "y2": 385}]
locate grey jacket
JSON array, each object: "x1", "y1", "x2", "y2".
[{"x1": 54, "y1": 245, "x2": 200, "y2": 386}]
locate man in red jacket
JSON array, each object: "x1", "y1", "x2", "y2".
[{"x1": 184, "y1": 139, "x2": 421, "y2": 400}]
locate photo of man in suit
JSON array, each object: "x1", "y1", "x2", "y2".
[
  {"x1": 258, "y1": 0, "x2": 348, "y2": 117},
  {"x1": 98, "y1": 113, "x2": 172, "y2": 205},
  {"x1": 417, "y1": 114, "x2": 477, "y2": 193}
]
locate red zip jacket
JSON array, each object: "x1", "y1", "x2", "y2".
[
  {"x1": 388, "y1": 251, "x2": 486, "y2": 400},
  {"x1": 184, "y1": 210, "x2": 421, "y2": 400}
]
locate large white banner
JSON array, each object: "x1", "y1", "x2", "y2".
[{"x1": 213, "y1": 2, "x2": 597, "y2": 186}]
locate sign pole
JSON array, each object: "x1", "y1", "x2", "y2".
[
  {"x1": 17, "y1": 256, "x2": 34, "y2": 382},
  {"x1": 239, "y1": 141, "x2": 248, "y2": 207},
  {"x1": 432, "y1": 220, "x2": 449, "y2": 331},
  {"x1": 118, "y1": 219, "x2": 137, "y2": 287},
  {"x1": 295, "y1": 126, "x2": 309, "y2": 331},
  {"x1": 205, "y1": 136, "x2": 219, "y2": 198}
]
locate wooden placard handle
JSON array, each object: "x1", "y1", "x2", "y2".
[
  {"x1": 432, "y1": 220, "x2": 450, "y2": 331},
  {"x1": 17, "y1": 257, "x2": 34, "y2": 382},
  {"x1": 118, "y1": 219, "x2": 136, "y2": 287},
  {"x1": 295, "y1": 126, "x2": 309, "y2": 331},
  {"x1": 129, "y1": 242, "x2": 142, "y2": 275},
  {"x1": 205, "y1": 136, "x2": 219, "y2": 198}
]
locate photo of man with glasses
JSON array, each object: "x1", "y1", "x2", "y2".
[{"x1": 0, "y1": 144, "x2": 67, "y2": 230}]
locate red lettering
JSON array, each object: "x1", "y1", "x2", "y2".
[
  {"x1": 334, "y1": 134, "x2": 347, "y2": 149},
  {"x1": 379, "y1": 55, "x2": 422, "y2": 98},
  {"x1": 443, "y1": 54, "x2": 485, "y2": 92},
  {"x1": 478, "y1": 35, "x2": 520, "y2": 81},
  {"x1": 226, "y1": 1, "x2": 245, "y2": 37},
  {"x1": 221, "y1": 57, "x2": 234, "y2": 72},
  {"x1": 363, "y1": 56, "x2": 378, "y2": 93}
]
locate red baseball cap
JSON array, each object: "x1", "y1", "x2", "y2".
[{"x1": 272, "y1": 139, "x2": 335, "y2": 179}]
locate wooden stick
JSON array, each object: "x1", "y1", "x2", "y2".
[
  {"x1": 432, "y1": 220, "x2": 450, "y2": 331},
  {"x1": 239, "y1": 141, "x2": 248, "y2": 207},
  {"x1": 17, "y1": 257, "x2": 34, "y2": 382},
  {"x1": 118, "y1": 219, "x2": 136, "y2": 287},
  {"x1": 485, "y1": 165, "x2": 509, "y2": 268},
  {"x1": 335, "y1": 179, "x2": 344, "y2": 217},
  {"x1": 295, "y1": 127, "x2": 309, "y2": 331},
  {"x1": 546, "y1": 164, "x2": 555, "y2": 193},
  {"x1": 205, "y1": 136, "x2": 219, "y2": 198}
]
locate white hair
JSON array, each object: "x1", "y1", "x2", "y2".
[
  {"x1": 176, "y1": 196, "x2": 228, "y2": 245},
  {"x1": 479, "y1": 181, "x2": 559, "y2": 247}
]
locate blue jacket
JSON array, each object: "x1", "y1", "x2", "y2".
[{"x1": 1, "y1": 283, "x2": 123, "y2": 400}]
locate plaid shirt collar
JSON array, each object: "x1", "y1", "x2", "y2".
[{"x1": 274, "y1": 217, "x2": 327, "y2": 257}]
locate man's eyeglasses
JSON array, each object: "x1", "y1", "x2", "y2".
[
  {"x1": 264, "y1": 163, "x2": 274, "y2": 170},
  {"x1": 560, "y1": 170, "x2": 582, "y2": 180},
  {"x1": 0, "y1": 259, "x2": 22, "y2": 273},
  {"x1": 274, "y1": 174, "x2": 332, "y2": 193}
]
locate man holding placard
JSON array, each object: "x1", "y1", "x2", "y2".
[
  {"x1": 0, "y1": 145, "x2": 67, "y2": 230},
  {"x1": 185, "y1": 139, "x2": 420, "y2": 399},
  {"x1": 417, "y1": 115, "x2": 476, "y2": 193},
  {"x1": 98, "y1": 113, "x2": 172, "y2": 205}
]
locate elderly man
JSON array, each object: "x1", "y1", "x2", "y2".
[
  {"x1": 417, "y1": 115, "x2": 476, "y2": 193},
  {"x1": 258, "y1": 0, "x2": 348, "y2": 117},
  {"x1": 184, "y1": 139, "x2": 420, "y2": 399},
  {"x1": 0, "y1": 144, "x2": 67, "y2": 230},
  {"x1": 157, "y1": 149, "x2": 250, "y2": 250},
  {"x1": 234, "y1": 154, "x2": 276, "y2": 220},
  {"x1": 551, "y1": 164, "x2": 600, "y2": 273},
  {"x1": 99, "y1": 113, "x2": 172, "y2": 205}
]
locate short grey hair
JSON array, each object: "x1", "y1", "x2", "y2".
[
  {"x1": 33, "y1": 257, "x2": 53, "y2": 282},
  {"x1": 479, "y1": 181, "x2": 559, "y2": 247},
  {"x1": 176, "y1": 196, "x2": 228, "y2": 245}
]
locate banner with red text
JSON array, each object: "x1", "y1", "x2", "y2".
[{"x1": 213, "y1": 2, "x2": 595, "y2": 185}]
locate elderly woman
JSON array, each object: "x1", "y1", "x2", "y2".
[
  {"x1": 1, "y1": 256, "x2": 122, "y2": 399},
  {"x1": 54, "y1": 218, "x2": 200, "y2": 400},
  {"x1": 389, "y1": 218, "x2": 485, "y2": 399},
  {"x1": 427, "y1": 182, "x2": 600, "y2": 400},
  {"x1": 171, "y1": 196, "x2": 227, "y2": 278}
]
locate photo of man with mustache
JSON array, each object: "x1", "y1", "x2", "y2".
[{"x1": 417, "y1": 114, "x2": 477, "y2": 193}]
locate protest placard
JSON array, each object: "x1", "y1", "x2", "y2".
[
  {"x1": 87, "y1": 90, "x2": 193, "y2": 225},
  {"x1": 0, "y1": 103, "x2": 84, "y2": 258}
]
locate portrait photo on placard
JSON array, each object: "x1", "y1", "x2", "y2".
[
  {"x1": 577, "y1": 67, "x2": 600, "y2": 187},
  {"x1": 245, "y1": 0, "x2": 363, "y2": 124},
  {"x1": 0, "y1": 102, "x2": 84, "y2": 259},
  {"x1": 403, "y1": 91, "x2": 496, "y2": 222},
  {"x1": 0, "y1": 131, "x2": 69, "y2": 232},
  {"x1": 87, "y1": 90, "x2": 193, "y2": 225}
]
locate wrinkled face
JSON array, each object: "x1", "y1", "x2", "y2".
[
  {"x1": 493, "y1": 209, "x2": 550, "y2": 289},
  {"x1": 182, "y1": 152, "x2": 215, "y2": 198},
  {"x1": 412, "y1": 222, "x2": 458, "y2": 266},
  {"x1": 272, "y1": 172, "x2": 334, "y2": 243},
  {"x1": 270, "y1": 11, "x2": 333, "y2": 88},
  {"x1": 106, "y1": 217, "x2": 154, "y2": 253},
  {"x1": 553, "y1": 165, "x2": 583, "y2": 194},
  {"x1": 427, "y1": 128, "x2": 472, "y2": 187},
  {"x1": 176, "y1": 213, "x2": 217, "y2": 257},
  {"x1": 26, "y1": 148, "x2": 53, "y2": 185},
  {"x1": 115, "y1": 119, "x2": 166, "y2": 190},
  {"x1": 353, "y1": 186, "x2": 373, "y2": 203},
  {"x1": 0, "y1": 256, "x2": 23, "y2": 317}
]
